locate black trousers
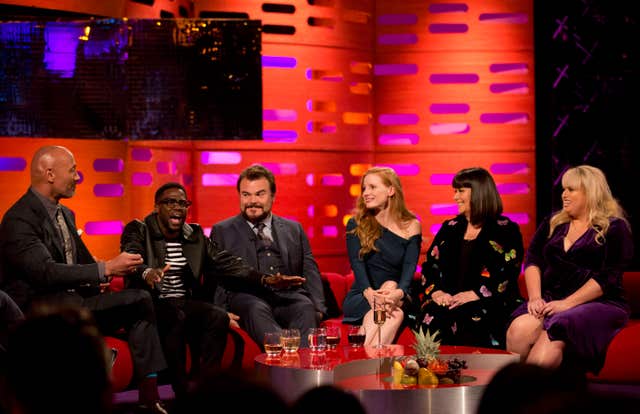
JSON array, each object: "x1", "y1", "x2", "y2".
[
  {"x1": 80, "y1": 289, "x2": 168, "y2": 380},
  {"x1": 155, "y1": 297, "x2": 229, "y2": 399}
]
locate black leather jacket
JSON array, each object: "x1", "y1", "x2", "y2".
[{"x1": 120, "y1": 213, "x2": 264, "y2": 300}]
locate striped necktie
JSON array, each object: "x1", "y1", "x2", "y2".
[{"x1": 255, "y1": 222, "x2": 273, "y2": 247}]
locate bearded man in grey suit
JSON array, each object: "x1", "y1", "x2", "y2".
[{"x1": 210, "y1": 164, "x2": 327, "y2": 348}]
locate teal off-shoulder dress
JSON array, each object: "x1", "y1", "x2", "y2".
[{"x1": 342, "y1": 218, "x2": 422, "y2": 324}]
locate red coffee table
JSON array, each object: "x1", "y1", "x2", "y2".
[{"x1": 255, "y1": 345, "x2": 519, "y2": 414}]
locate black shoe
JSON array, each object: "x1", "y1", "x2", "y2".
[{"x1": 138, "y1": 401, "x2": 169, "y2": 414}]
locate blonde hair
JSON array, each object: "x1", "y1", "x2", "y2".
[
  {"x1": 349, "y1": 167, "x2": 416, "y2": 257},
  {"x1": 549, "y1": 165, "x2": 628, "y2": 244}
]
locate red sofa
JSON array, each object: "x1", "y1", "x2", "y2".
[
  {"x1": 108, "y1": 271, "x2": 640, "y2": 391},
  {"x1": 588, "y1": 271, "x2": 640, "y2": 384},
  {"x1": 106, "y1": 277, "x2": 261, "y2": 392},
  {"x1": 321, "y1": 270, "x2": 640, "y2": 385}
]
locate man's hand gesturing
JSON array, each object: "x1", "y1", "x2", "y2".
[
  {"x1": 143, "y1": 263, "x2": 171, "y2": 289},
  {"x1": 263, "y1": 273, "x2": 305, "y2": 289}
]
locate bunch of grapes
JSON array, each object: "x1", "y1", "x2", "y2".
[{"x1": 446, "y1": 357, "x2": 468, "y2": 370}]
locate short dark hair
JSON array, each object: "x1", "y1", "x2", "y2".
[
  {"x1": 154, "y1": 182, "x2": 187, "y2": 203},
  {"x1": 6, "y1": 304, "x2": 112, "y2": 414},
  {"x1": 236, "y1": 164, "x2": 276, "y2": 194},
  {"x1": 452, "y1": 167, "x2": 503, "y2": 225}
]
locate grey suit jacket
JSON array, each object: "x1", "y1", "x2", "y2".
[{"x1": 211, "y1": 214, "x2": 327, "y2": 317}]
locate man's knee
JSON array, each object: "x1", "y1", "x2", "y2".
[
  {"x1": 126, "y1": 288, "x2": 153, "y2": 304},
  {"x1": 205, "y1": 305, "x2": 229, "y2": 330},
  {"x1": 121, "y1": 289, "x2": 155, "y2": 319}
]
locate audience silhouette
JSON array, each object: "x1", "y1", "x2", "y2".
[
  {"x1": 180, "y1": 368, "x2": 289, "y2": 414},
  {"x1": 3, "y1": 303, "x2": 112, "y2": 414},
  {"x1": 291, "y1": 384, "x2": 367, "y2": 414},
  {"x1": 477, "y1": 361, "x2": 637, "y2": 414}
]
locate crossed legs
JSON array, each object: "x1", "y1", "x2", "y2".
[{"x1": 362, "y1": 306, "x2": 403, "y2": 346}]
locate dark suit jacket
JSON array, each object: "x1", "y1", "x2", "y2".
[
  {"x1": 120, "y1": 213, "x2": 264, "y2": 300},
  {"x1": 0, "y1": 189, "x2": 102, "y2": 310},
  {"x1": 211, "y1": 214, "x2": 327, "y2": 317}
]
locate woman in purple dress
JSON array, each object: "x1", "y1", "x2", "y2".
[{"x1": 507, "y1": 165, "x2": 633, "y2": 373}]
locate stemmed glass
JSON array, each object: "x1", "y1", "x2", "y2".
[{"x1": 373, "y1": 296, "x2": 386, "y2": 349}]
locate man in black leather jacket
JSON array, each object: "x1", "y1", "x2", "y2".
[{"x1": 120, "y1": 182, "x2": 303, "y2": 403}]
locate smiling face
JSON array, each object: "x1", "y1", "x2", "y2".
[
  {"x1": 154, "y1": 187, "x2": 189, "y2": 239},
  {"x1": 453, "y1": 187, "x2": 472, "y2": 218},
  {"x1": 239, "y1": 177, "x2": 274, "y2": 224},
  {"x1": 561, "y1": 181, "x2": 587, "y2": 219},
  {"x1": 361, "y1": 172, "x2": 395, "y2": 211}
]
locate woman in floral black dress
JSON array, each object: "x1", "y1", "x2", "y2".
[{"x1": 413, "y1": 167, "x2": 524, "y2": 348}]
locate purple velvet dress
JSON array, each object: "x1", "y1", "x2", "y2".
[{"x1": 511, "y1": 216, "x2": 633, "y2": 373}]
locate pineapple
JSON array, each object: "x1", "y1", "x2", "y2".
[{"x1": 411, "y1": 327, "x2": 441, "y2": 368}]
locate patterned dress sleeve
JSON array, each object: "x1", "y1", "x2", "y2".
[
  {"x1": 416, "y1": 222, "x2": 449, "y2": 305},
  {"x1": 471, "y1": 218, "x2": 524, "y2": 305}
]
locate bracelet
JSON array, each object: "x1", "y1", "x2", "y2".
[{"x1": 142, "y1": 267, "x2": 152, "y2": 280}]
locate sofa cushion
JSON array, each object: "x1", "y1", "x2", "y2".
[
  {"x1": 589, "y1": 320, "x2": 640, "y2": 383},
  {"x1": 623, "y1": 271, "x2": 640, "y2": 317},
  {"x1": 104, "y1": 336, "x2": 133, "y2": 392},
  {"x1": 321, "y1": 272, "x2": 347, "y2": 318}
]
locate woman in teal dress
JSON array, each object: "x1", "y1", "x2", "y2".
[
  {"x1": 413, "y1": 167, "x2": 524, "y2": 348},
  {"x1": 342, "y1": 167, "x2": 422, "y2": 346}
]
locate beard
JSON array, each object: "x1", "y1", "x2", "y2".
[
  {"x1": 59, "y1": 184, "x2": 76, "y2": 199},
  {"x1": 241, "y1": 204, "x2": 269, "y2": 223}
]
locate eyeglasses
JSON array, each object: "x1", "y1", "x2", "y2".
[{"x1": 158, "y1": 198, "x2": 192, "y2": 208}]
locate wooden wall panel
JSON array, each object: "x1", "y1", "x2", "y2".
[
  {"x1": 125, "y1": 143, "x2": 194, "y2": 224},
  {"x1": 0, "y1": 0, "x2": 192, "y2": 18},
  {"x1": 193, "y1": 149, "x2": 372, "y2": 274},
  {"x1": 0, "y1": 138, "x2": 127, "y2": 260},
  {"x1": 376, "y1": 0, "x2": 533, "y2": 52},
  {"x1": 374, "y1": 50, "x2": 534, "y2": 152},
  {"x1": 195, "y1": 0, "x2": 374, "y2": 49},
  {"x1": 373, "y1": 151, "x2": 536, "y2": 250},
  {"x1": 0, "y1": 0, "x2": 535, "y2": 275},
  {"x1": 0, "y1": 0, "x2": 127, "y2": 16},
  {"x1": 260, "y1": 43, "x2": 374, "y2": 151},
  {"x1": 373, "y1": 0, "x2": 535, "y2": 266}
]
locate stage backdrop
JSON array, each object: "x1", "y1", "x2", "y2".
[{"x1": 0, "y1": 0, "x2": 535, "y2": 275}]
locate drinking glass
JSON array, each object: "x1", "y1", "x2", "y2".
[
  {"x1": 325, "y1": 325, "x2": 341, "y2": 349},
  {"x1": 307, "y1": 327, "x2": 327, "y2": 352},
  {"x1": 373, "y1": 296, "x2": 387, "y2": 349},
  {"x1": 281, "y1": 328, "x2": 301, "y2": 353},
  {"x1": 309, "y1": 350, "x2": 327, "y2": 369},
  {"x1": 263, "y1": 332, "x2": 283, "y2": 357},
  {"x1": 347, "y1": 325, "x2": 365, "y2": 348}
]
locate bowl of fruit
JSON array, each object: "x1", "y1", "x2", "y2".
[{"x1": 391, "y1": 328, "x2": 468, "y2": 387}]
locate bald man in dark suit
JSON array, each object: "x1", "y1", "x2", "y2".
[{"x1": 0, "y1": 145, "x2": 168, "y2": 414}]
